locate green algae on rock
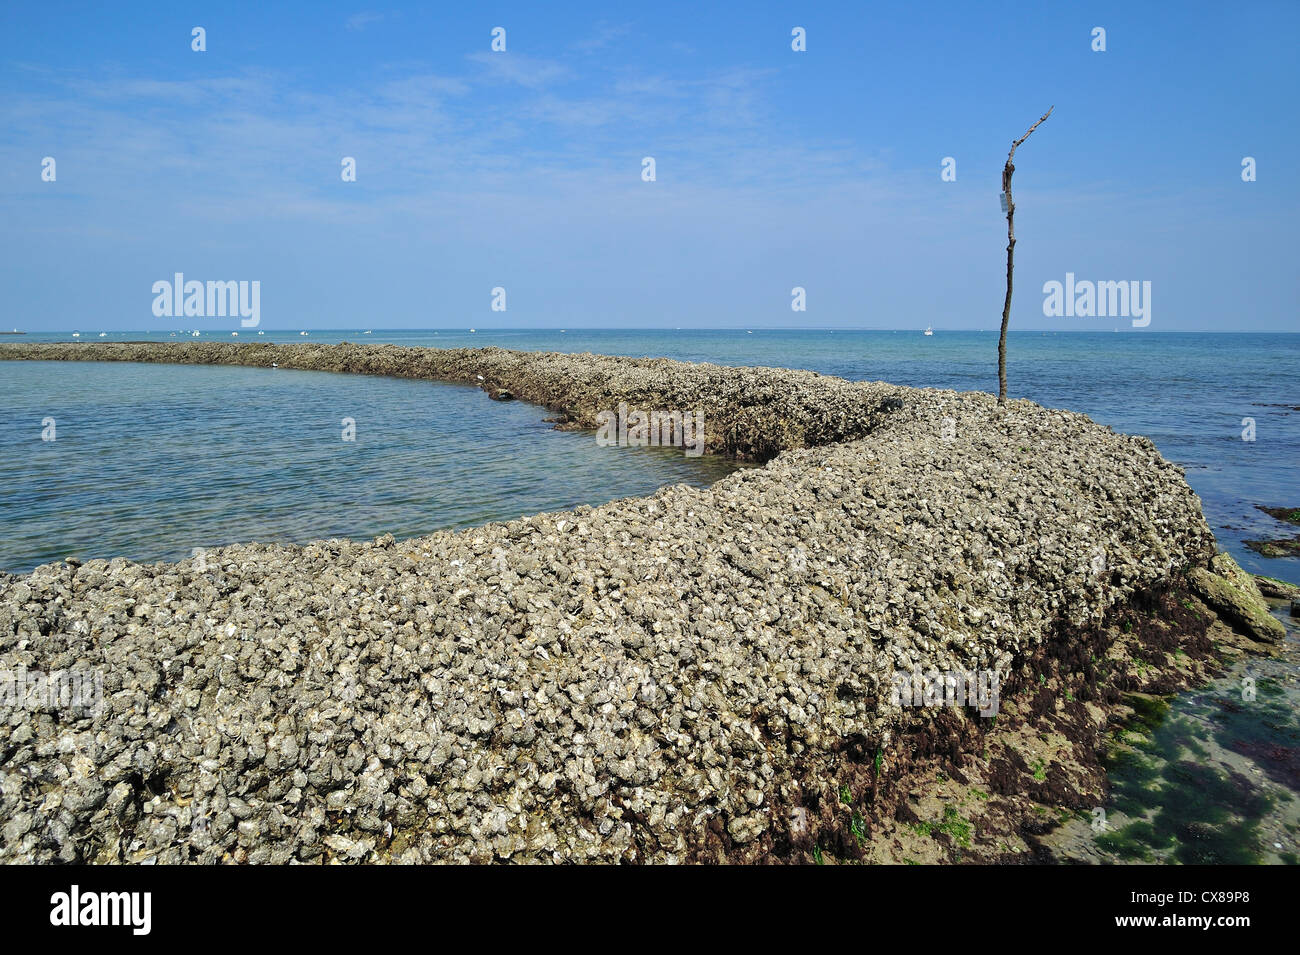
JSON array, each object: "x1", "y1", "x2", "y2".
[{"x1": 1189, "y1": 553, "x2": 1286, "y2": 643}]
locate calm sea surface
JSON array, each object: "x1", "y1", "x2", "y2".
[{"x1": 2, "y1": 330, "x2": 1297, "y2": 584}]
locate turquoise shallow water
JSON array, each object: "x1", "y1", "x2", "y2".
[{"x1": 2, "y1": 329, "x2": 1298, "y2": 583}]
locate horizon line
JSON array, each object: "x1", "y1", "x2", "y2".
[{"x1": 13, "y1": 328, "x2": 1298, "y2": 335}]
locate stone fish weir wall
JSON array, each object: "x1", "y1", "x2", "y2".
[{"x1": 0, "y1": 342, "x2": 1217, "y2": 863}]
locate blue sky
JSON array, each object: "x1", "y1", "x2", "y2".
[{"x1": 2, "y1": 0, "x2": 1297, "y2": 331}]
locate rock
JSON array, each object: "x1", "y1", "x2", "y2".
[
  {"x1": 1189, "y1": 553, "x2": 1286, "y2": 643},
  {"x1": 0, "y1": 339, "x2": 1223, "y2": 864},
  {"x1": 1254, "y1": 505, "x2": 1300, "y2": 526},
  {"x1": 1253, "y1": 575, "x2": 1300, "y2": 599},
  {"x1": 1243, "y1": 537, "x2": 1300, "y2": 559}
]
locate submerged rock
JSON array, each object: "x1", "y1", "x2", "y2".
[
  {"x1": 1255, "y1": 505, "x2": 1300, "y2": 526},
  {"x1": 1243, "y1": 537, "x2": 1300, "y2": 559}
]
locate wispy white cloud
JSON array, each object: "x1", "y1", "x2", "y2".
[
  {"x1": 345, "y1": 11, "x2": 385, "y2": 32},
  {"x1": 465, "y1": 51, "x2": 572, "y2": 89},
  {"x1": 570, "y1": 22, "x2": 632, "y2": 54},
  {"x1": 0, "y1": 56, "x2": 896, "y2": 228}
]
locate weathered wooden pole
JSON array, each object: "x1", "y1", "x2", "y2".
[{"x1": 997, "y1": 106, "x2": 1053, "y2": 406}]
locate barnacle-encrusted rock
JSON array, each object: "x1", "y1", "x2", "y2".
[{"x1": 0, "y1": 341, "x2": 1219, "y2": 863}]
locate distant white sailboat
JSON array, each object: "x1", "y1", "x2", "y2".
[
  {"x1": 98, "y1": 332, "x2": 106, "y2": 337},
  {"x1": 72, "y1": 332, "x2": 80, "y2": 338},
  {"x1": 924, "y1": 326, "x2": 934, "y2": 336}
]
